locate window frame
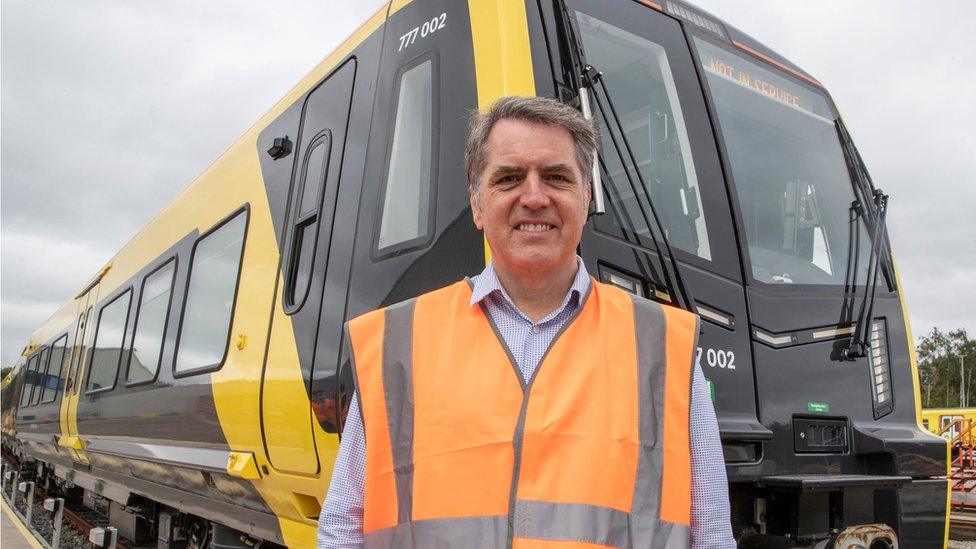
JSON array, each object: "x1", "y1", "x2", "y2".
[
  {"x1": 126, "y1": 257, "x2": 178, "y2": 387},
  {"x1": 84, "y1": 287, "x2": 133, "y2": 395},
  {"x1": 371, "y1": 51, "x2": 440, "y2": 259},
  {"x1": 283, "y1": 130, "x2": 332, "y2": 313},
  {"x1": 172, "y1": 205, "x2": 250, "y2": 378},
  {"x1": 40, "y1": 334, "x2": 69, "y2": 404}
]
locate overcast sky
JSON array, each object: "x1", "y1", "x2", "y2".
[{"x1": 2, "y1": 1, "x2": 974, "y2": 368}]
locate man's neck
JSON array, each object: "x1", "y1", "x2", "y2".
[{"x1": 494, "y1": 259, "x2": 579, "y2": 323}]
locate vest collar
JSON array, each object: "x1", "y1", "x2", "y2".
[{"x1": 466, "y1": 256, "x2": 592, "y2": 312}]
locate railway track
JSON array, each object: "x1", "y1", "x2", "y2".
[
  {"x1": 952, "y1": 509, "x2": 976, "y2": 541},
  {"x1": 2, "y1": 452, "x2": 131, "y2": 548}
]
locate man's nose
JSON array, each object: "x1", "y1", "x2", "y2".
[{"x1": 519, "y1": 172, "x2": 551, "y2": 209}]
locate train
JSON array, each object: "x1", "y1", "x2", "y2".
[
  {"x1": 922, "y1": 407, "x2": 976, "y2": 441},
  {"x1": 1, "y1": 0, "x2": 949, "y2": 547}
]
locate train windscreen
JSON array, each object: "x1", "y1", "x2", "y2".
[
  {"x1": 576, "y1": 11, "x2": 713, "y2": 262},
  {"x1": 694, "y1": 38, "x2": 872, "y2": 286}
]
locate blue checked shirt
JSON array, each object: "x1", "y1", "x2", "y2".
[{"x1": 318, "y1": 259, "x2": 735, "y2": 548}]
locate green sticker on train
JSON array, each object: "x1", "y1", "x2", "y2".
[
  {"x1": 706, "y1": 378, "x2": 715, "y2": 402},
  {"x1": 807, "y1": 402, "x2": 830, "y2": 413}
]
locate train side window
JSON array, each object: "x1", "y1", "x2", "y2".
[
  {"x1": 174, "y1": 208, "x2": 248, "y2": 375},
  {"x1": 285, "y1": 132, "x2": 331, "y2": 309},
  {"x1": 31, "y1": 346, "x2": 51, "y2": 405},
  {"x1": 376, "y1": 57, "x2": 436, "y2": 254},
  {"x1": 41, "y1": 335, "x2": 68, "y2": 403},
  {"x1": 128, "y1": 259, "x2": 177, "y2": 385},
  {"x1": 87, "y1": 289, "x2": 133, "y2": 393},
  {"x1": 19, "y1": 354, "x2": 39, "y2": 407}
]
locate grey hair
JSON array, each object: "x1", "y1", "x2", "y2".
[{"x1": 465, "y1": 96, "x2": 599, "y2": 192}]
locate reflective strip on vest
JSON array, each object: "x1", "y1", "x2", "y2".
[
  {"x1": 365, "y1": 515, "x2": 507, "y2": 548},
  {"x1": 360, "y1": 501, "x2": 690, "y2": 548},
  {"x1": 348, "y1": 280, "x2": 697, "y2": 548},
  {"x1": 382, "y1": 299, "x2": 417, "y2": 525}
]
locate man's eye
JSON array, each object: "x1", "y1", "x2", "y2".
[
  {"x1": 545, "y1": 173, "x2": 570, "y2": 182},
  {"x1": 498, "y1": 175, "x2": 520, "y2": 184}
]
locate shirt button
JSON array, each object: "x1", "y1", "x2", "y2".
[{"x1": 531, "y1": 326, "x2": 541, "y2": 334}]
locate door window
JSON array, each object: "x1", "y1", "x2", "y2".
[{"x1": 285, "y1": 133, "x2": 331, "y2": 309}]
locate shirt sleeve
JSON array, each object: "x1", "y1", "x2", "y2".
[
  {"x1": 690, "y1": 364, "x2": 737, "y2": 548},
  {"x1": 317, "y1": 392, "x2": 366, "y2": 549}
]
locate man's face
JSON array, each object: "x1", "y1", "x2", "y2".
[{"x1": 471, "y1": 119, "x2": 590, "y2": 278}]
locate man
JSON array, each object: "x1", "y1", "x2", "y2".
[{"x1": 319, "y1": 96, "x2": 735, "y2": 548}]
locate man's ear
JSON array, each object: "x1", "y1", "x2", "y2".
[{"x1": 470, "y1": 187, "x2": 484, "y2": 231}]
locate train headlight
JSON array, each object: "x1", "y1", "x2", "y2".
[{"x1": 870, "y1": 319, "x2": 893, "y2": 419}]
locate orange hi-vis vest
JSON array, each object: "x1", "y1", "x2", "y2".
[{"x1": 346, "y1": 278, "x2": 699, "y2": 548}]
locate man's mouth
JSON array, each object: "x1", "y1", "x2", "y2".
[{"x1": 516, "y1": 223, "x2": 554, "y2": 232}]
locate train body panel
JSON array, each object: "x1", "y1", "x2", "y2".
[{"x1": 3, "y1": 0, "x2": 949, "y2": 547}]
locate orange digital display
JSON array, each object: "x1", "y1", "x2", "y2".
[{"x1": 705, "y1": 56, "x2": 802, "y2": 109}]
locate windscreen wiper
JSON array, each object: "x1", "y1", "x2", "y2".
[
  {"x1": 843, "y1": 189, "x2": 888, "y2": 359},
  {"x1": 836, "y1": 122, "x2": 891, "y2": 359},
  {"x1": 837, "y1": 121, "x2": 894, "y2": 286},
  {"x1": 553, "y1": 0, "x2": 696, "y2": 313}
]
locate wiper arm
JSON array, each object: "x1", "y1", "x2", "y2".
[
  {"x1": 837, "y1": 121, "x2": 894, "y2": 284},
  {"x1": 843, "y1": 189, "x2": 889, "y2": 360},
  {"x1": 834, "y1": 121, "x2": 892, "y2": 359},
  {"x1": 585, "y1": 66, "x2": 697, "y2": 312}
]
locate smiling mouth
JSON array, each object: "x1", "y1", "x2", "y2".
[{"x1": 516, "y1": 223, "x2": 554, "y2": 232}]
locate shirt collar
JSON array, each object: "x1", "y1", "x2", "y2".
[{"x1": 468, "y1": 256, "x2": 592, "y2": 310}]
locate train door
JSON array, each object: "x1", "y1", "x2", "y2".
[
  {"x1": 261, "y1": 59, "x2": 358, "y2": 475},
  {"x1": 565, "y1": 0, "x2": 767, "y2": 459},
  {"x1": 59, "y1": 280, "x2": 100, "y2": 459}
]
